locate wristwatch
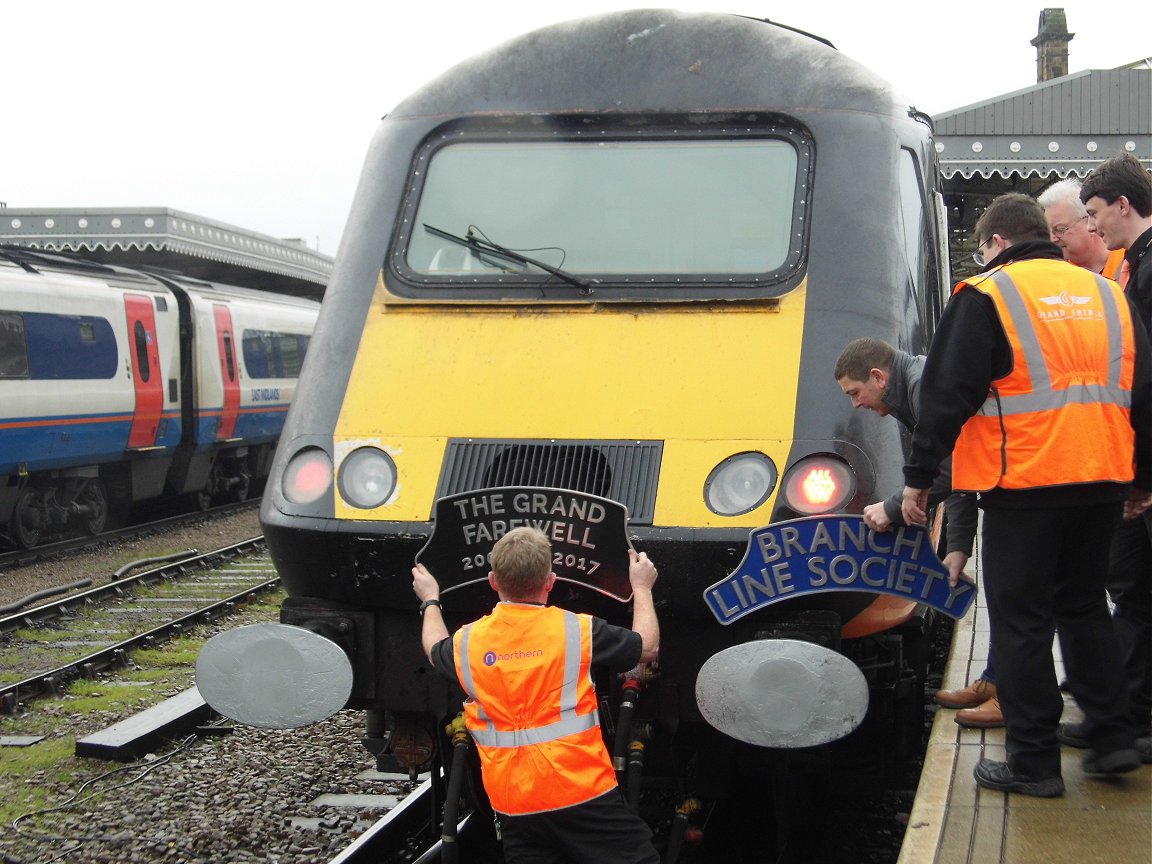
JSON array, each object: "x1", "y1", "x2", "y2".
[{"x1": 419, "y1": 598, "x2": 442, "y2": 615}]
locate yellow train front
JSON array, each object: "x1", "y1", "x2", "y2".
[{"x1": 249, "y1": 9, "x2": 949, "y2": 857}]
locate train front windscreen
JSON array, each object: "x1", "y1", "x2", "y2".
[{"x1": 401, "y1": 134, "x2": 800, "y2": 286}]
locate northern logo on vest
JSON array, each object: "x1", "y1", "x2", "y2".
[{"x1": 483, "y1": 647, "x2": 546, "y2": 666}]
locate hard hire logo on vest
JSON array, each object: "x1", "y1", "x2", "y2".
[{"x1": 1036, "y1": 293, "x2": 1102, "y2": 321}]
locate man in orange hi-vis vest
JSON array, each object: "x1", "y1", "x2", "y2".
[
  {"x1": 413, "y1": 526, "x2": 660, "y2": 863},
  {"x1": 900, "y1": 193, "x2": 1152, "y2": 798}
]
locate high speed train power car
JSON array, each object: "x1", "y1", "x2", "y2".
[
  {"x1": 0, "y1": 245, "x2": 319, "y2": 547},
  {"x1": 198, "y1": 10, "x2": 955, "y2": 860}
]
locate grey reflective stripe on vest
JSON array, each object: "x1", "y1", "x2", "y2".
[
  {"x1": 458, "y1": 624, "x2": 477, "y2": 698},
  {"x1": 469, "y1": 709, "x2": 601, "y2": 748},
  {"x1": 980, "y1": 270, "x2": 1131, "y2": 416},
  {"x1": 457, "y1": 624, "x2": 492, "y2": 727},
  {"x1": 558, "y1": 611, "x2": 582, "y2": 720},
  {"x1": 468, "y1": 610, "x2": 593, "y2": 749}
]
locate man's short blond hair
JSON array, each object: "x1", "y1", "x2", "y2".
[{"x1": 490, "y1": 527, "x2": 552, "y2": 597}]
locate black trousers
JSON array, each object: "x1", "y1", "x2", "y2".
[
  {"x1": 498, "y1": 789, "x2": 660, "y2": 864},
  {"x1": 1108, "y1": 511, "x2": 1152, "y2": 733},
  {"x1": 982, "y1": 502, "x2": 1134, "y2": 778}
]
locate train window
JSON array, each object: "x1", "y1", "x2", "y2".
[
  {"x1": 133, "y1": 320, "x2": 151, "y2": 383},
  {"x1": 223, "y1": 332, "x2": 236, "y2": 381},
  {"x1": 243, "y1": 331, "x2": 272, "y2": 378},
  {"x1": 393, "y1": 119, "x2": 812, "y2": 300},
  {"x1": 897, "y1": 150, "x2": 943, "y2": 343},
  {"x1": 17, "y1": 313, "x2": 117, "y2": 380},
  {"x1": 277, "y1": 334, "x2": 305, "y2": 377},
  {"x1": 242, "y1": 330, "x2": 310, "y2": 379},
  {"x1": 0, "y1": 312, "x2": 29, "y2": 379}
]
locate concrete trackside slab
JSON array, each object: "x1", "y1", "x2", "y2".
[{"x1": 75, "y1": 686, "x2": 214, "y2": 762}]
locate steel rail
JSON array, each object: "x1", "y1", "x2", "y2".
[
  {"x1": 0, "y1": 537, "x2": 266, "y2": 635},
  {"x1": 0, "y1": 499, "x2": 259, "y2": 570},
  {"x1": 328, "y1": 777, "x2": 484, "y2": 864},
  {"x1": 0, "y1": 538, "x2": 276, "y2": 713}
]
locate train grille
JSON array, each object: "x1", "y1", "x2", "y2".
[{"x1": 436, "y1": 439, "x2": 663, "y2": 525}]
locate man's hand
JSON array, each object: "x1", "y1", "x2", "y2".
[
  {"x1": 941, "y1": 551, "x2": 972, "y2": 589},
  {"x1": 628, "y1": 549, "x2": 658, "y2": 592},
  {"x1": 412, "y1": 563, "x2": 448, "y2": 662},
  {"x1": 412, "y1": 563, "x2": 441, "y2": 602},
  {"x1": 862, "y1": 501, "x2": 893, "y2": 532},
  {"x1": 627, "y1": 549, "x2": 660, "y2": 663},
  {"x1": 1124, "y1": 488, "x2": 1152, "y2": 520},
  {"x1": 901, "y1": 486, "x2": 930, "y2": 526}
]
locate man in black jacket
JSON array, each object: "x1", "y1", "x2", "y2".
[
  {"x1": 1076, "y1": 155, "x2": 1152, "y2": 755},
  {"x1": 900, "y1": 193, "x2": 1152, "y2": 797}
]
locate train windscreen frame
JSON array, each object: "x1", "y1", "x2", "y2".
[{"x1": 388, "y1": 115, "x2": 812, "y2": 301}]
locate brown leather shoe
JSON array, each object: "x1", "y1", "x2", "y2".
[
  {"x1": 956, "y1": 697, "x2": 1004, "y2": 728},
  {"x1": 934, "y1": 678, "x2": 996, "y2": 709}
]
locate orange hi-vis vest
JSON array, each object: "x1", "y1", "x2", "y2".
[
  {"x1": 1102, "y1": 248, "x2": 1127, "y2": 285},
  {"x1": 951, "y1": 259, "x2": 1137, "y2": 492},
  {"x1": 453, "y1": 603, "x2": 617, "y2": 815}
]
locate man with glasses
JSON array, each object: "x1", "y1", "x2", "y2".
[
  {"x1": 899, "y1": 192, "x2": 1152, "y2": 797},
  {"x1": 1037, "y1": 179, "x2": 1126, "y2": 280}
]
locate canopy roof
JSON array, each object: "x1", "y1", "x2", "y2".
[
  {"x1": 933, "y1": 63, "x2": 1150, "y2": 179},
  {"x1": 0, "y1": 207, "x2": 332, "y2": 298}
]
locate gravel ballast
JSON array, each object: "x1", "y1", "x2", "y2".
[{"x1": 1, "y1": 509, "x2": 414, "y2": 864}]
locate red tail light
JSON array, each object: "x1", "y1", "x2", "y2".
[
  {"x1": 282, "y1": 447, "x2": 333, "y2": 505},
  {"x1": 780, "y1": 456, "x2": 855, "y2": 515}
]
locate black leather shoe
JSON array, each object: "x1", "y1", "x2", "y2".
[
  {"x1": 973, "y1": 759, "x2": 1065, "y2": 797},
  {"x1": 1082, "y1": 748, "x2": 1140, "y2": 776},
  {"x1": 1137, "y1": 737, "x2": 1152, "y2": 765},
  {"x1": 1057, "y1": 722, "x2": 1090, "y2": 749}
]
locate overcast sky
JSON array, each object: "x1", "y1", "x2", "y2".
[{"x1": 2, "y1": 0, "x2": 1147, "y2": 256}]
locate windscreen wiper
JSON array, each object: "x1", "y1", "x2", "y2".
[{"x1": 423, "y1": 224, "x2": 597, "y2": 295}]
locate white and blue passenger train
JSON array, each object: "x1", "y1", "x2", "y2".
[{"x1": 0, "y1": 245, "x2": 319, "y2": 547}]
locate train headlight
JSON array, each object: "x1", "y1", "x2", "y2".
[
  {"x1": 282, "y1": 448, "x2": 333, "y2": 505},
  {"x1": 704, "y1": 452, "x2": 777, "y2": 516},
  {"x1": 780, "y1": 455, "x2": 855, "y2": 515},
  {"x1": 338, "y1": 447, "x2": 398, "y2": 509}
]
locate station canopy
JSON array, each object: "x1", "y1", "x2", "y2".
[
  {"x1": 0, "y1": 207, "x2": 332, "y2": 299},
  {"x1": 933, "y1": 62, "x2": 1151, "y2": 180}
]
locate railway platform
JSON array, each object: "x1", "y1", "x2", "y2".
[{"x1": 898, "y1": 554, "x2": 1151, "y2": 864}]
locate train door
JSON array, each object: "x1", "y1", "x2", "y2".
[
  {"x1": 212, "y1": 304, "x2": 240, "y2": 439},
  {"x1": 124, "y1": 295, "x2": 164, "y2": 448}
]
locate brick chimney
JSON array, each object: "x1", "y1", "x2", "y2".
[{"x1": 1030, "y1": 8, "x2": 1074, "y2": 82}]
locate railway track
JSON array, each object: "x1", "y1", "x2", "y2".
[
  {"x1": 0, "y1": 523, "x2": 937, "y2": 863},
  {"x1": 0, "y1": 500, "x2": 260, "y2": 571},
  {"x1": 327, "y1": 774, "x2": 494, "y2": 864},
  {"x1": 0, "y1": 538, "x2": 277, "y2": 714}
]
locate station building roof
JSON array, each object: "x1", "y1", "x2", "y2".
[
  {"x1": 0, "y1": 206, "x2": 332, "y2": 300},
  {"x1": 933, "y1": 61, "x2": 1151, "y2": 180}
]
